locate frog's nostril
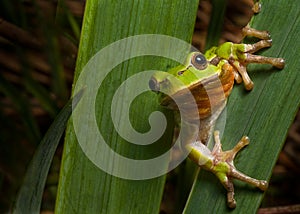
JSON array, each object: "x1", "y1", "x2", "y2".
[{"x1": 149, "y1": 78, "x2": 160, "y2": 92}]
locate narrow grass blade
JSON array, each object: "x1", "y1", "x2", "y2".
[{"x1": 13, "y1": 90, "x2": 83, "y2": 214}]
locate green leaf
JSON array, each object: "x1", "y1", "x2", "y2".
[
  {"x1": 55, "y1": 0, "x2": 199, "y2": 213},
  {"x1": 184, "y1": 0, "x2": 300, "y2": 213},
  {"x1": 13, "y1": 90, "x2": 83, "y2": 214}
]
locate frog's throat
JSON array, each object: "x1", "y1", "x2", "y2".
[{"x1": 160, "y1": 64, "x2": 234, "y2": 123}]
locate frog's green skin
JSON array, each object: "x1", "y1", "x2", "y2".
[{"x1": 149, "y1": 26, "x2": 284, "y2": 208}]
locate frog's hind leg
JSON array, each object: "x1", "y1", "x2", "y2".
[
  {"x1": 213, "y1": 131, "x2": 268, "y2": 197},
  {"x1": 223, "y1": 135, "x2": 268, "y2": 191}
]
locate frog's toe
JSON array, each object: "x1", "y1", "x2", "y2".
[
  {"x1": 227, "y1": 197, "x2": 236, "y2": 209},
  {"x1": 231, "y1": 136, "x2": 249, "y2": 154},
  {"x1": 258, "y1": 180, "x2": 269, "y2": 191},
  {"x1": 242, "y1": 26, "x2": 270, "y2": 40},
  {"x1": 225, "y1": 180, "x2": 237, "y2": 209},
  {"x1": 252, "y1": 2, "x2": 261, "y2": 13},
  {"x1": 245, "y1": 54, "x2": 285, "y2": 69},
  {"x1": 273, "y1": 58, "x2": 285, "y2": 69},
  {"x1": 244, "y1": 39, "x2": 272, "y2": 53},
  {"x1": 231, "y1": 61, "x2": 254, "y2": 90}
]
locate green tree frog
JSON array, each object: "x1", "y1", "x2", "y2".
[{"x1": 149, "y1": 26, "x2": 284, "y2": 208}]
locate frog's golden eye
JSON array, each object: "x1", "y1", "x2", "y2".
[{"x1": 191, "y1": 53, "x2": 208, "y2": 70}]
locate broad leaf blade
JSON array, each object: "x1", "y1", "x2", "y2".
[
  {"x1": 55, "y1": 1, "x2": 199, "y2": 213},
  {"x1": 184, "y1": 0, "x2": 300, "y2": 213}
]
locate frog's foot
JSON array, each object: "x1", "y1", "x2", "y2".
[
  {"x1": 212, "y1": 131, "x2": 249, "y2": 163},
  {"x1": 231, "y1": 27, "x2": 285, "y2": 90},
  {"x1": 243, "y1": 39, "x2": 285, "y2": 69},
  {"x1": 212, "y1": 131, "x2": 268, "y2": 208},
  {"x1": 187, "y1": 131, "x2": 268, "y2": 208},
  {"x1": 214, "y1": 131, "x2": 268, "y2": 190}
]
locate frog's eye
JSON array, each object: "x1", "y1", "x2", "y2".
[{"x1": 191, "y1": 53, "x2": 208, "y2": 70}]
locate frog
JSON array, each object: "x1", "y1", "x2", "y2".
[{"x1": 148, "y1": 26, "x2": 285, "y2": 208}]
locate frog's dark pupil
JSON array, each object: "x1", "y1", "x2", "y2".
[
  {"x1": 195, "y1": 55, "x2": 205, "y2": 64},
  {"x1": 191, "y1": 53, "x2": 207, "y2": 70}
]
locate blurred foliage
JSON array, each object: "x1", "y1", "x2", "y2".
[{"x1": 0, "y1": 0, "x2": 82, "y2": 212}]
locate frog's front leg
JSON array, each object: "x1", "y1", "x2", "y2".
[
  {"x1": 187, "y1": 131, "x2": 268, "y2": 208},
  {"x1": 231, "y1": 36, "x2": 284, "y2": 90},
  {"x1": 215, "y1": 26, "x2": 285, "y2": 90},
  {"x1": 241, "y1": 29, "x2": 283, "y2": 78}
]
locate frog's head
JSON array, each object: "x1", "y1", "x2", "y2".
[{"x1": 149, "y1": 52, "x2": 222, "y2": 109}]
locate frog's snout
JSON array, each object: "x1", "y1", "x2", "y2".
[{"x1": 149, "y1": 77, "x2": 160, "y2": 92}]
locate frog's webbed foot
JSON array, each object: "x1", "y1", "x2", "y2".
[
  {"x1": 231, "y1": 26, "x2": 285, "y2": 90},
  {"x1": 212, "y1": 131, "x2": 249, "y2": 164},
  {"x1": 212, "y1": 131, "x2": 268, "y2": 208},
  {"x1": 187, "y1": 131, "x2": 268, "y2": 208}
]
